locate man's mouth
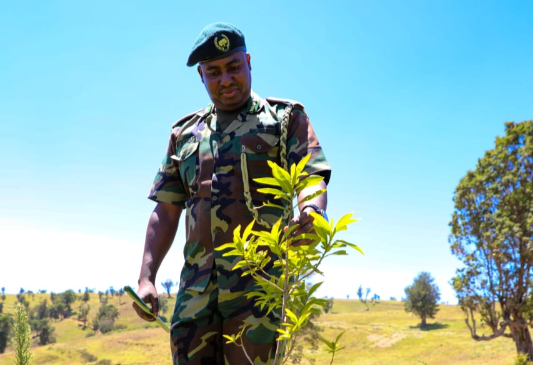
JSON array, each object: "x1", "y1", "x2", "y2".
[{"x1": 220, "y1": 88, "x2": 238, "y2": 98}]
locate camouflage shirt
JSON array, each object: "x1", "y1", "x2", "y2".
[{"x1": 148, "y1": 91, "x2": 331, "y2": 294}]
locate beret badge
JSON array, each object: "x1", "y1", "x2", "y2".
[{"x1": 214, "y1": 34, "x2": 230, "y2": 52}]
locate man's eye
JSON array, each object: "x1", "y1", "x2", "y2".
[
  {"x1": 208, "y1": 71, "x2": 219, "y2": 77},
  {"x1": 229, "y1": 65, "x2": 240, "y2": 72}
]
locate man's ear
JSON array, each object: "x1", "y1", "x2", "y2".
[
  {"x1": 197, "y1": 65, "x2": 204, "y2": 84},
  {"x1": 247, "y1": 53, "x2": 252, "y2": 71}
]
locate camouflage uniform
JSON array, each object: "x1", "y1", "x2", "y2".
[{"x1": 148, "y1": 91, "x2": 330, "y2": 364}]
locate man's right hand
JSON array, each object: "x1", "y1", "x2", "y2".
[{"x1": 132, "y1": 281, "x2": 159, "y2": 322}]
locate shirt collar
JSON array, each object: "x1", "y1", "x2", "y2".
[
  {"x1": 203, "y1": 90, "x2": 265, "y2": 117},
  {"x1": 245, "y1": 91, "x2": 265, "y2": 114}
]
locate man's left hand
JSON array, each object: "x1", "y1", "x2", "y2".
[{"x1": 285, "y1": 207, "x2": 318, "y2": 246}]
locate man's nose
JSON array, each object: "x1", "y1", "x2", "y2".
[{"x1": 220, "y1": 71, "x2": 233, "y2": 86}]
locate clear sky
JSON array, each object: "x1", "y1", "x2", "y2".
[{"x1": 1, "y1": 0, "x2": 532, "y2": 304}]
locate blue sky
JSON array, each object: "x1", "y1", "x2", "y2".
[{"x1": 1, "y1": 0, "x2": 532, "y2": 304}]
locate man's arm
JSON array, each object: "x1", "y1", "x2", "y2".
[
  {"x1": 133, "y1": 201, "x2": 183, "y2": 321},
  {"x1": 286, "y1": 179, "x2": 327, "y2": 243}
]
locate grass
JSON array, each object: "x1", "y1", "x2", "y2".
[{"x1": 0, "y1": 294, "x2": 520, "y2": 365}]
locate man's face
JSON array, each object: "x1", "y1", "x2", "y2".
[{"x1": 197, "y1": 51, "x2": 252, "y2": 112}]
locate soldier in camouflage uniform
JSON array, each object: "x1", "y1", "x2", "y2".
[{"x1": 133, "y1": 22, "x2": 331, "y2": 365}]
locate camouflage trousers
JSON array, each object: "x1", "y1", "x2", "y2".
[{"x1": 170, "y1": 269, "x2": 279, "y2": 365}]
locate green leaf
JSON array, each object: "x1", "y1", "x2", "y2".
[
  {"x1": 335, "y1": 330, "x2": 346, "y2": 343},
  {"x1": 267, "y1": 160, "x2": 292, "y2": 193},
  {"x1": 242, "y1": 220, "x2": 255, "y2": 241},
  {"x1": 232, "y1": 261, "x2": 249, "y2": 270},
  {"x1": 295, "y1": 153, "x2": 312, "y2": 176},
  {"x1": 215, "y1": 243, "x2": 236, "y2": 251},
  {"x1": 262, "y1": 202, "x2": 287, "y2": 211},
  {"x1": 319, "y1": 336, "x2": 335, "y2": 351},
  {"x1": 295, "y1": 175, "x2": 324, "y2": 194},
  {"x1": 312, "y1": 212, "x2": 331, "y2": 233},
  {"x1": 256, "y1": 188, "x2": 291, "y2": 201},
  {"x1": 330, "y1": 250, "x2": 348, "y2": 256},
  {"x1": 297, "y1": 189, "x2": 327, "y2": 205},
  {"x1": 223, "y1": 334, "x2": 236, "y2": 344},
  {"x1": 337, "y1": 240, "x2": 365, "y2": 255},
  {"x1": 335, "y1": 213, "x2": 358, "y2": 232},
  {"x1": 221, "y1": 249, "x2": 243, "y2": 257},
  {"x1": 285, "y1": 308, "x2": 298, "y2": 324},
  {"x1": 253, "y1": 177, "x2": 281, "y2": 187}
]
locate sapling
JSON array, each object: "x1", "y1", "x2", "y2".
[
  {"x1": 217, "y1": 154, "x2": 362, "y2": 364},
  {"x1": 13, "y1": 304, "x2": 34, "y2": 365}
]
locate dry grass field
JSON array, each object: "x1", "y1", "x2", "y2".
[{"x1": 0, "y1": 293, "x2": 520, "y2": 365}]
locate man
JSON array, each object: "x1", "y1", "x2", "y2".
[{"x1": 133, "y1": 22, "x2": 331, "y2": 365}]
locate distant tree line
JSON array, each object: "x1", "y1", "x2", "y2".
[{"x1": 0, "y1": 287, "x2": 125, "y2": 354}]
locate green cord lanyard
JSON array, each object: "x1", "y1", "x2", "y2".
[{"x1": 241, "y1": 104, "x2": 293, "y2": 228}]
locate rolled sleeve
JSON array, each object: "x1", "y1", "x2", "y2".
[
  {"x1": 147, "y1": 129, "x2": 188, "y2": 205},
  {"x1": 287, "y1": 108, "x2": 331, "y2": 185}
]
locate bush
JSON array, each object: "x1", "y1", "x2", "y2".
[
  {"x1": 513, "y1": 353, "x2": 532, "y2": 365},
  {"x1": 78, "y1": 348, "x2": 97, "y2": 362},
  {"x1": 98, "y1": 319, "x2": 115, "y2": 334}
]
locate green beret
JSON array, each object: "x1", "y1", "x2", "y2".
[{"x1": 186, "y1": 22, "x2": 247, "y2": 67}]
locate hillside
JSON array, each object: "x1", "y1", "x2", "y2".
[{"x1": 0, "y1": 293, "x2": 518, "y2": 365}]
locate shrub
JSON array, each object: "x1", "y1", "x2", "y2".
[
  {"x1": 78, "y1": 348, "x2": 97, "y2": 362},
  {"x1": 98, "y1": 319, "x2": 115, "y2": 334},
  {"x1": 513, "y1": 353, "x2": 532, "y2": 365}
]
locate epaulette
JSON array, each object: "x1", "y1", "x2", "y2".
[
  {"x1": 266, "y1": 96, "x2": 305, "y2": 111},
  {"x1": 171, "y1": 108, "x2": 205, "y2": 128}
]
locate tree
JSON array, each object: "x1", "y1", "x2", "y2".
[
  {"x1": 82, "y1": 288, "x2": 90, "y2": 303},
  {"x1": 16, "y1": 294, "x2": 29, "y2": 310},
  {"x1": 32, "y1": 319, "x2": 55, "y2": 346},
  {"x1": 13, "y1": 304, "x2": 34, "y2": 365},
  {"x1": 161, "y1": 279, "x2": 175, "y2": 298},
  {"x1": 117, "y1": 288, "x2": 125, "y2": 305},
  {"x1": 78, "y1": 303, "x2": 90, "y2": 328},
  {"x1": 324, "y1": 298, "x2": 334, "y2": 314},
  {"x1": 59, "y1": 289, "x2": 77, "y2": 315},
  {"x1": 450, "y1": 121, "x2": 533, "y2": 358},
  {"x1": 93, "y1": 304, "x2": 119, "y2": 333},
  {"x1": 0, "y1": 314, "x2": 13, "y2": 354},
  {"x1": 50, "y1": 302, "x2": 66, "y2": 320},
  {"x1": 35, "y1": 299, "x2": 49, "y2": 320},
  {"x1": 404, "y1": 272, "x2": 440, "y2": 327},
  {"x1": 357, "y1": 285, "x2": 371, "y2": 310},
  {"x1": 158, "y1": 297, "x2": 169, "y2": 317}
]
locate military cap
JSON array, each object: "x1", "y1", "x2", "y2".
[{"x1": 186, "y1": 22, "x2": 247, "y2": 67}]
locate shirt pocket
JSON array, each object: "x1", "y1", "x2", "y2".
[
  {"x1": 171, "y1": 140, "x2": 199, "y2": 192},
  {"x1": 240, "y1": 132, "x2": 281, "y2": 181}
]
